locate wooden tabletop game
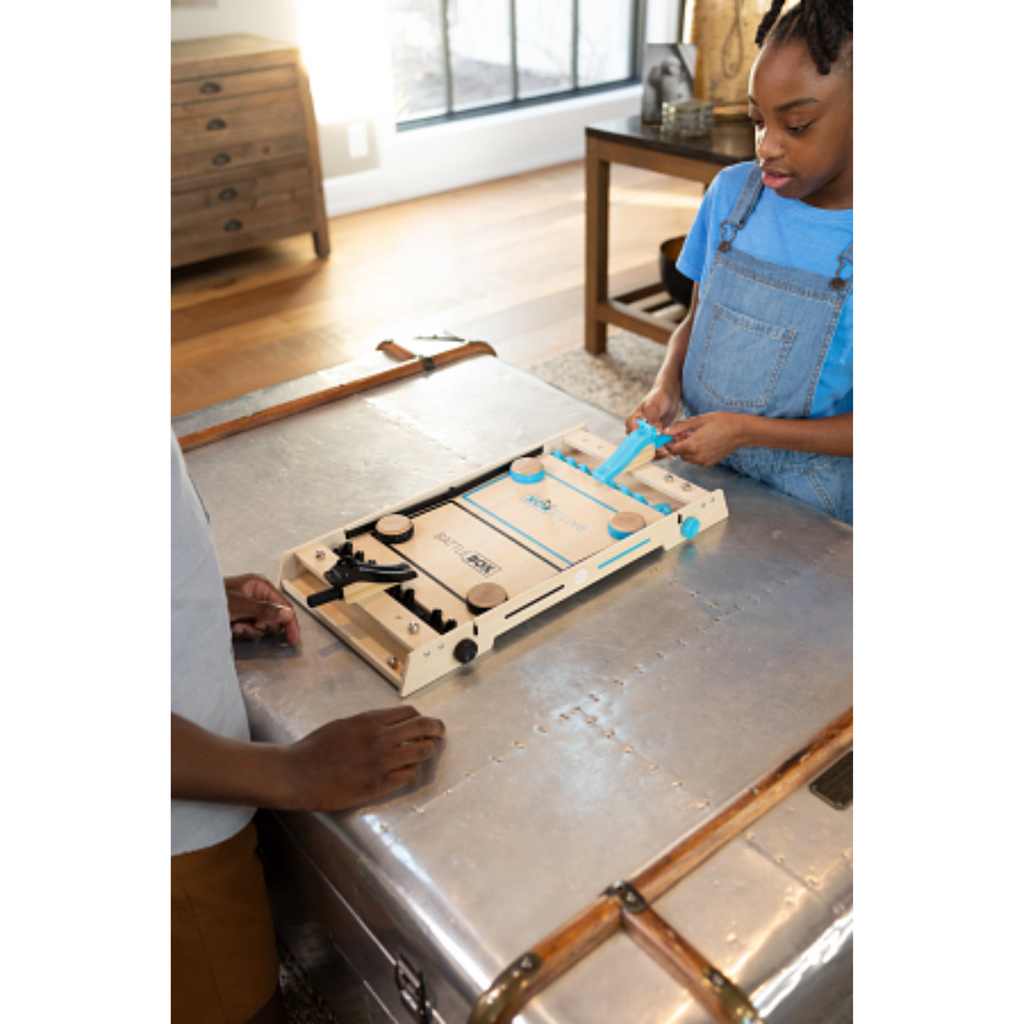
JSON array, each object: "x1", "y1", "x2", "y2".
[{"x1": 280, "y1": 424, "x2": 728, "y2": 695}]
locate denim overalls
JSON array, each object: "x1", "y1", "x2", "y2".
[{"x1": 682, "y1": 165, "x2": 853, "y2": 525}]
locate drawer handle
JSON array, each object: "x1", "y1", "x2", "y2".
[
  {"x1": 212, "y1": 153, "x2": 231, "y2": 166},
  {"x1": 200, "y1": 81, "x2": 222, "y2": 94},
  {"x1": 224, "y1": 220, "x2": 243, "y2": 232},
  {"x1": 219, "y1": 187, "x2": 238, "y2": 201},
  {"x1": 206, "y1": 118, "x2": 227, "y2": 131}
]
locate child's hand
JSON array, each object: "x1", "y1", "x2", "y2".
[
  {"x1": 224, "y1": 573, "x2": 301, "y2": 645},
  {"x1": 663, "y1": 412, "x2": 749, "y2": 466},
  {"x1": 284, "y1": 707, "x2": 446, "y2": 812},
  {"x1": 626, "y1": 382, "x2": 681, "y2": 435}
]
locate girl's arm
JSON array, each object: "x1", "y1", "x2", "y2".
[
  {"x1": 626, "y1": 283, "x2": 700, "y2": 432},
  {"x1": 665, "y1": 410, "x2": 852, "y2": 466}
]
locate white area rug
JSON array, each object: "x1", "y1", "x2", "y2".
[{"x1": 527, "y1": 330, "x2": 669, "y2": 421}]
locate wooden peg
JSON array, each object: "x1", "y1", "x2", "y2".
[
  {"x1": 466, "y1": 582, "x2": 508, "y2": 615},
  {"x1": 374, "y1": 514, "x2": 414, "y2": 544},
  {"x1": 610, "y1": 511, "x2": 645, "y2": 536},
  {"x1": 510, "y1": 457, "x2": 545, "y2": 484}
]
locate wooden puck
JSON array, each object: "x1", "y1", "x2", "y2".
[
  {"x1": 609, "y1": 511, "x2": 645, "y2": 538},
  {"x1": 373, "y1": 514, "x2": 414, "y2": 544},
  {"x1": 466, "y1": 582, "x2": 508, "y2": 615},
  {"x1": 510, "y1": 456, "x2": 545, "y2": 484}
]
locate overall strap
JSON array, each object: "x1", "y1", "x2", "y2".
[{"x1": 717, "y1": 164, "x2": 764, "y2": 253}]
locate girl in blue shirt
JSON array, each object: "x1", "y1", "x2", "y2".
[{"x1": 627, "y1": 0, "x2": 854, "y2": 524}]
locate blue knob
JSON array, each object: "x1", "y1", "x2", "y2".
[{"x1": 681, "y1": 517, "x2": 700, "y2": 539}]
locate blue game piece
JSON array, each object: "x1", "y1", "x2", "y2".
[
  {"x1": 552, "y1": 450, "x2": 566, "y2": 461},
  {"x1": 510, "y1": 456, "x2": 546, "y2": 485},
  {"x1": 653, "y1": 503, "x2": 672, "y2": 516},
  {"x1": 593, "y1": 419, "x2": 675, "y2": 485},
  {"x1": 607, "y1": 510, "x2": 646, "y2": 541},
  {"x1": 510, "y1": 466, "x2": 545, "y2": 485}
]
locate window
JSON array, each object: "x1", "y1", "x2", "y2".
[{"x1": 387, "y1": 0, "x2": 644, "y2": 127}]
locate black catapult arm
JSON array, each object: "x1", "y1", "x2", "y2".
[{"x1": 307, "y1": 553, "x2": 417, "y2": 608}]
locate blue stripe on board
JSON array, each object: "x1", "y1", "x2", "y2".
[
  {"x1": 597, "y1": 539, "x2": 650, "y2": 571},
  {"x1": 462, "y1": 468, "x2": 632, "y2": 565}
]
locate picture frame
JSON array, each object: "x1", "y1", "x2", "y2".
[{"x1": 641, "y1": 43, "x2": 698, "y2": 125}]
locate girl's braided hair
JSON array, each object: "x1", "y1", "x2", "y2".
[{"x1": 755, "y1": 0, "x2": 853, "y2": 76}]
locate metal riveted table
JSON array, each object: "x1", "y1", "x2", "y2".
[
  {"x1": 177, "y1": 353, "x2": 852, "y2": 1024},
  {"x1": 585, "y1": 115, "x2": 756, "y2": 355}
]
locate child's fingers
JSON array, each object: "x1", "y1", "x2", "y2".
[
  {"x1": 664, "y1": 417, "x2": 700, "y2": 439},
  {"x1": 626, "y1": 409, "x2": 651, "y2": 435}
]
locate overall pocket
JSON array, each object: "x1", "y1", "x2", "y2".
[{"x1": 697, "y1": 304, "x2": 796, "y2": 410}]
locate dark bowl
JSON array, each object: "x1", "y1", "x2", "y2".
[{"x1": 659, "y1": 235, "x2": 694, "y2": 308}]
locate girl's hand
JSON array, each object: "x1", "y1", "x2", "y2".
[
  {"x1": 663, "y1": 412, "x2": 750, "y2": 466},
  {"x1": 625, "y1": 381, "x2": 682, "y2": 435},
  {"x1": 224, "y1": 573, "x2": 301, "y2": 645}
]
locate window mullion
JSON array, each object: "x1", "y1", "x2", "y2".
[
  {"x1": 632, "y1": 0, "x2": 648, "y2": 79},
  {"x1": 510, "y1": 0, "x2": 519, "y2": 102},
  {"x1": 440, "y1": 0, "x2": 454, "y2": 114},
  {"x1": 571, "y1": 0, "x2": 579, "y2": 90}
]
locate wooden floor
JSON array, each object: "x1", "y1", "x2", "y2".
[{"x1": 171, "y1": 160, "x2": 704, "y2": 419}]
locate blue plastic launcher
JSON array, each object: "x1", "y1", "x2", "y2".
[{"x1": 592, "y1": 419, "x2": 674, "y2": 486}]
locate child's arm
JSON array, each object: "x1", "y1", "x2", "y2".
[
  {"x1": 664, "y1": 410, "x2": 853, "y2": 466},
  {"x1": 172, "y1": 706, "x2": 445, "y2": 814},
  {"x1": 626, "y1": 283, "x2": 700, "y2": 433}
]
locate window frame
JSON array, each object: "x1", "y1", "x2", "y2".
[{"x1": 392, "y1": 0, "x2": 649, "y2": 131}]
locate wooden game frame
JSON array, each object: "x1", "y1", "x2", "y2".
[{"x1": 279, "y1": 426, "x2": 729, "y2": 696}]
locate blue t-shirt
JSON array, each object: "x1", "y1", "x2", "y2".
[{"x1": 678, "y1": 162, "x2": 853, "y2": 418}]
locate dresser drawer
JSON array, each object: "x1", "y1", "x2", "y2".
[
  {"x1": 172, "y1": 190, "x2": 313, "y2": 244},
  {"x1": 171, "y1": 191, "x2": 315, "y2": 267},
  {"x1": 172, "y1": 92, "x2": 305, "y2": 155},
  {"x1": 171, "y1": 131, "x2": 309, "y2": 181},
  {"x1": 171, "y1": 160, "x2": 312, "y2": 225},
  {"x1": 171, "y1": 64, "x2": 298, "y2": 105}
]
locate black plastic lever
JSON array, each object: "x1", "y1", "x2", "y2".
[{"x1": 308, "y1": 554, "x2": 417, "y2": 608}]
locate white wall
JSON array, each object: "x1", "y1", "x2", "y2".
[
  {"x1": 171, "y1": 0, "x2": 300, "y2": 46},
  {"x1": 171, "y1": 0, "x2": 682, "y2": 217}
]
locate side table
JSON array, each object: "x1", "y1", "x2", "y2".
[{"x1": 584, "y1": 116, "x2": 755, "y2": 354}]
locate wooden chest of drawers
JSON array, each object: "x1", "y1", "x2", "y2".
[{"x1": 171, "y1": 34, "x2": 330, "y2": 268}]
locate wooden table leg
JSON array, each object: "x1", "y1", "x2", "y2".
[{"x1": 585, "y1": 137, "x2": 610, "y2": 355}]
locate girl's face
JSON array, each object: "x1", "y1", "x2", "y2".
[{"x1": 748, "y1": 41, "x2": 853, "y2": 209}]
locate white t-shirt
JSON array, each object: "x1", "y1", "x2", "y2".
[{"x1": 171, "y1": 433, "x2": 254, "y2": 855}]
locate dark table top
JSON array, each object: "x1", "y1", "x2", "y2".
[{"x1": 586, "y1": 115, "x2": 756, "y2": 167}]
